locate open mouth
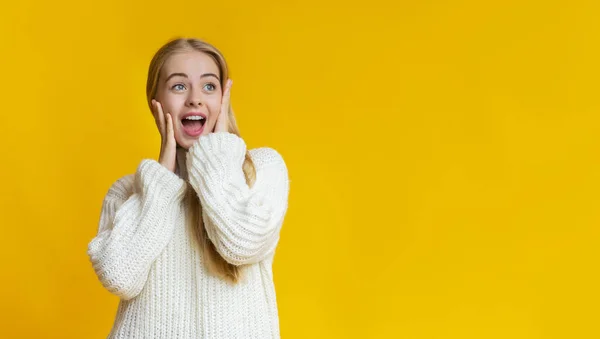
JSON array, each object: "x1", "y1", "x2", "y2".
[{"x1": 181, "y1": 116, "x2": 206, "y2": 136}]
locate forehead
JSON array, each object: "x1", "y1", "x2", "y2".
[{"x1": 161, "y1": 51, "x2": 220, "y2": 78}]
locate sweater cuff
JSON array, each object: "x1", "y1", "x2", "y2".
[{"x1": 136, "y1": 159, "x2": 187, "y2": 203}]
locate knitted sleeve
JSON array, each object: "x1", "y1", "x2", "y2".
[
  {"x1": 186, "y1": 132, "x2": 290, "y2": 266},
  {"x1": 87, "y1": 159, "x2": 187, "y2": 300}
]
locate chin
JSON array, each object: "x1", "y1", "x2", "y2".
[{"x1": 175, "y1": 137, "x2": 195, "y2": 150}]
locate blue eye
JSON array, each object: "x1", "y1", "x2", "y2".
[
  {"x1": 172, "y1": 83, "x2": 186, "y2": 91},
  {"x1": 203, "y1": 83, "x2": 216, "y2": 91}
]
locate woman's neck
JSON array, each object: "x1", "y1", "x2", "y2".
[{"x1": 175, "y1": 146, "x2": 189, "y2": 181}]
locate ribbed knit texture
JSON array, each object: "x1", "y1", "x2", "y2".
[{"x1": 87, "y1": 132, "x2": 290, "y2": 339}]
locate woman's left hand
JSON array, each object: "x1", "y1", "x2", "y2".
[{"x1": 214, "y1": 79, "x2": 232, "y2": 133}]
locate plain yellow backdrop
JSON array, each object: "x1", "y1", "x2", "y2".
[{"x1": 1, "y1": 0, "x2": 599, "y2": 338}]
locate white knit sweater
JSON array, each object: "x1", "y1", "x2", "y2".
[{"x1": 87, "y1": 132, "x2": 290, "y2": 338}]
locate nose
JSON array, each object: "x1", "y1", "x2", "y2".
[
  {"x1": 186, "y1": 88, "x2": 204, "y2": 107},
  {"x1": 186, "y1": 97, "x2": 203, "y2": 107}
]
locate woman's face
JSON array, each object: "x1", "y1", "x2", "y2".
[{"x1": 155, "y1": 51, "x2": 223, "y2": 149}]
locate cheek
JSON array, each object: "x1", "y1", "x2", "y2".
[
  {"x1": 157, "y1": 94, "x2": 184, "y2": 114},
  {"x1": 208, "y1": 97, "x2": 223, "y2": 116}
]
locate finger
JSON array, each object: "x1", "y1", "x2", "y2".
[
  {"x1": 155, "y1": 100, "x2": 166, "y2": 135},
  {"x1": 151, "y1": 99, "x2": 160, "y2": 125},
  {"x1": 166, "y1": 113, "x2": 176, "y2": 145},
  {"x1": 220, "y1": 79, "x2": 232, "y2": 116},
  {"x1": 215, "y1": 80, "x2": 232, "y2": 133},
  {"x1": 151, "y1": 99, "x2": 157, "y2": 119}
]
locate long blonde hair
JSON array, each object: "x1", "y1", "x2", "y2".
[{"x1": 145, "y1": 37, "x2": 257, "y2": 284}]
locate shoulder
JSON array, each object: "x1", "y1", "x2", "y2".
[
  {"x1": 248, "y1": 147, "x2": 288, "y2": 172},
  {"x1": 248, "y1": 147, "x2": 290, "y2": 196},
  {"x1": 105, "y1": 173, "x2": 135, "y2": 201},
  {"x1": 248, "y1": 147, "x2": 290, "y2": 188}
]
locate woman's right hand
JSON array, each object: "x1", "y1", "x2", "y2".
[{"x1": 151, "y1": 99, "x2": 177, "y2": 173}]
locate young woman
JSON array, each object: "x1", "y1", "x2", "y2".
[{"x1": 87, "y1": 37, "x2": 290, "y2": 338}]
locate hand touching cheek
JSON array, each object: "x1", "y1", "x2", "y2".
[{"x1": 213, "y1": 79, "x2": 232, "y2": 133}]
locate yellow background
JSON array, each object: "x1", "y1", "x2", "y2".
[{"x1": 1, "y1": 0, "x2": 599, "y2": 338}]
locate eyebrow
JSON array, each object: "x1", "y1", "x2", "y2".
[{"x1": 164, "y1": 72, "x2": 220, "y2": 82}]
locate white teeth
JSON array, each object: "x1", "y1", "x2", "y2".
[{"x1": 185, "y1": 116, "x2": 205, "y2": 120}]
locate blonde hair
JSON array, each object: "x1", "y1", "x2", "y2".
[{"x1": 146, "y1": 37, "x2": 257, "y2": 284}]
